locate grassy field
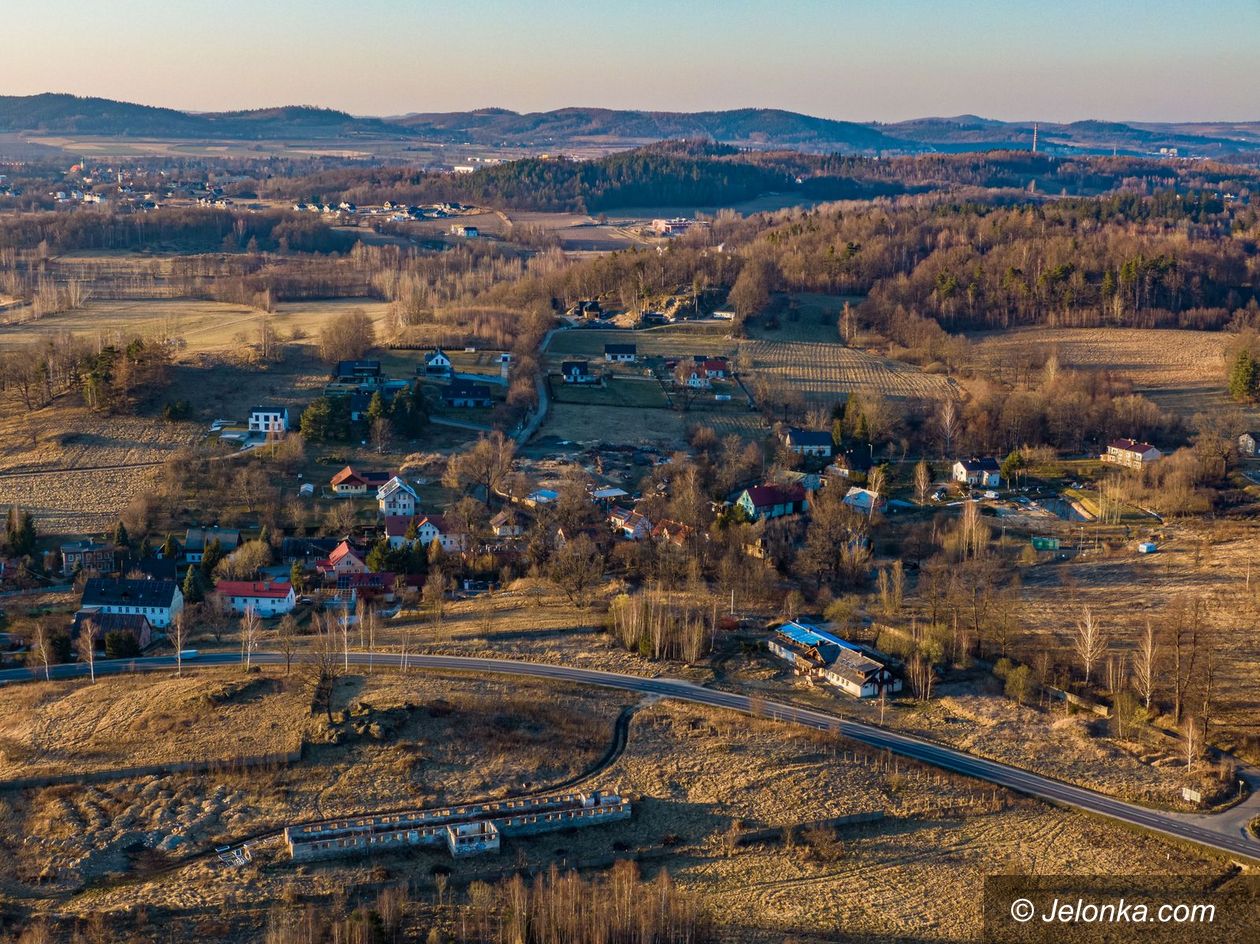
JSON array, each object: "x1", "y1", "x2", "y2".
[{"x1": 546, "y1": 375, "x2": 670, "y2": 408}]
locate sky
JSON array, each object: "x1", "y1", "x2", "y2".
[{"x1": 3, "y1": 0, "x2": 1258, "y2": 123}]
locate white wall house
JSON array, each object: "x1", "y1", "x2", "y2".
[
  {"x1": 79, "y1": 578, "x2": 184, "y2": 629},
  {"x1": 215, "y1": 580, "x2": 296, "y2": 617},
  {"x1": 248, "y1": 405, "x2": 289, "y2": 435},
  {"x1": 378, "y1": 476, "x2": 418, "y2": 517}
]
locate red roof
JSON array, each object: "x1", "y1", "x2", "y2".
[
  {"x1": 329, "y1": 540, "x2": 363, "y2": 565},
  {"x1": 215, "y1": 580, "x2": 293, "y2": 599},
  {"x1": 743, "y1": 484, "x2": 806, "y2": 508},
  {"x1": 330, "y1": 465, "x2": 365, "y2": 487}
]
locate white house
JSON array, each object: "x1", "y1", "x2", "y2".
[
  {"x1": 767, "y1": 621, "x2": 900, "y2": 699},
  {"x1": 1240, "y1": 431, "x2": 1260, "y2": 457},
  {"x1": 215, "y1": 580, "x2": 296, "y2": 617},
  {"x1": 608, "y1": 506, "x2": 652, "y2": 540},
  {"x1": 424, "y1": 349, "x2": 452, "y2": 375},
  {"x1": 78, "y1": 578, "x2": 184, "y2": 629},
  {"x1": 604, "y1": 343, "x2": 638, "y2": 363},
  {"x1": 490, "y1": 510, "x2": 525, "y2": 538},
  {"x1": 415, "y1": 515, "x2": 467, "y2": 552},
  {"x1": 842, "y1": 486, "x2": 886, "y2": 515},
  {"x1": 1103, "y1": 439, "x2": 1162, "y2": 469},
  {"x1": 377, "y1": 476, "x2": 418, "y2": 517},
  {"x1": 952, "y1": 457, "x2": 1001, "y2": 488}
]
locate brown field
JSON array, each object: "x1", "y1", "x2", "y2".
[
  {"x1": 970, "y1": 326, "x2": 1245, "y2": 418},
  {"x1": 0, "y1": 297, "x2": 392, "y2": 354},
  {"x1": 16, "y1": 674, "x2": 1219, "y2": 941},
  {"x1": 1009, "y1": 519, "x2": 1260, "y2": 751},
  {"x1": 549, "y1": 324, "x2": 954, "y2": 406}
]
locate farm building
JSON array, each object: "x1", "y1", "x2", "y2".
[
  {"x1": 736, "y1": 483, "x2": 808, "y2": 521},
  {"x1": 78, "y1": 578, "x2": 184, "y2": 629},
  {"x1": 183, "y1": 527, "x2": 241, "y2": 563},
  {"x1": 60, "y1": 540, "x2": 117, "y2": 577},
  {"x1": 377, "y1": 476, "x2": 418, "y2": 517},
  {"x1": 216, "y1": 580, "x2": 297, "y2": 617},
  {"x1": 449, "y1": 224, "x2": 479, "y2": 238},
  {"x1": 561, "y1": 360, "x2": 599, "y2": 384},
  {"x1": 767, "y1": 621, "x2": 900, "y2": 699},
  {"x1": 952, "y1": 457, "x2": 1001, "y2": 488},
  {"x1": 783, "y1": 427, "x2": 833, "y2": 458},
  {"x1": 490, "y1": 510, "x2": 525, "y2": 538},
  {"x1": 443, "y1": 380, "x2": 493, "y2": 408},
  {"x1": 247, "y1": 405, "x2": 289, "y2": 435},
  {"x1": 1239, "y1": 431, "x2": 1259, "y2": 457},
  {"x1": 604, "y1": 343, "x2": 638, "y2": 363},
  {"x1": 70, "y1": 611, "x2": 153, "y2": 652},
  {"x1": 1103, "y1": 439, "x2": 1162, "y2": 468}
]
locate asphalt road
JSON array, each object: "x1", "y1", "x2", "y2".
[{"x1": 4, "y1": 651, "x2": 1258, "y2": 864}]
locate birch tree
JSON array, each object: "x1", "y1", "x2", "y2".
[
  {"x1": 76, "y1": 620, "x2": 97, "y2": 683},
  {"x1": 1073, "y1": 606, "x2": 1107, "y2": 686},
  {"x1": 1133, "y1": 619, "x2": 1157, "y2": 710},
  {"x1": 240, "y1": 607, "x2": 260, "y2": 671}
]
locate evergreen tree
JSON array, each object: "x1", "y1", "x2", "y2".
[
  {"x1": 112, "y1": 520, "x2": 131, "y2": 550},
  {"x1": 1000, "y1": 450, "x2": 1026, "y2": 485},
  {"x1": 366, "y1": 536, "x2": 391, "y2": 573},
  {"x1": 1228, "y1": 349, "x2": 1258, "y2": 402},
  {"x1": 367, "y1": 391, "x2": 386, "y2": 423},
  {"x1": 160, "y1": 533, "x2": 178, "y2": 559},
  {"x1": 200, "y1": 537, "x2": 225, "y2": 575},
  {"x1": 290, "y1": 560, "x2": 305, "y2": 593},
  {"x1": 12, "y1": 512, "x2": 36, "y2": 558},
  {"x1": 182, "y1": 565, "x2": 204, "y2": 603}
]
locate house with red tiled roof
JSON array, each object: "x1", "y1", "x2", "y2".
[
  {"x1": 215, "y1": 580, "x2": 296, "y2": 617},
  {"x1": 735, "y1": 483, "x2": 808, "y2": 521},
  {"x1": 330, "y1": 466, "x2": 391, "y2": 497},
  {"x1": 415, "y1": 515, "x2": 466, "y2": 553},
  {"x1": 651, "y1": 519, "x2": 693, "y2": 547},
  {"x1": 316, "y1": 540, "x2": 369, "y2": 580}
]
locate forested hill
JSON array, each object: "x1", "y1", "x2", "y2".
[{"x1": 4, "y1": 94, "x2": 1260, "y2": 160}]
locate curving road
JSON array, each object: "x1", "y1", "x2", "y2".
[{"x1": 3, "y1": 651, "x2": 1258, "y2": 864}]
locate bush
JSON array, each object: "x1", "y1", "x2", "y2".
[
  {"x1": 1004, "y1": 665, "x2": 1037, "y2": 705},
  {"x1": 104, "y1": 631, "x2": 141, "y2": 659},
  {"x1": 993, "y1": 657, "x2": 1013, "y2": 680}
]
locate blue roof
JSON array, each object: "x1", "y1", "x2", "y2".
[{"x1": 777, "y1": 621, "x2": 845, "y2": 649}]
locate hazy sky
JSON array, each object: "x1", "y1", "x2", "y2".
[{"x1": 4, "y1": 0, "x2": 1257, "y2": 122}]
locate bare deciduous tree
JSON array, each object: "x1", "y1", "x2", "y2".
[
  {"x1": 1073, "y1": 606, "x2": 1107, "y2": 686},
  {"x1": 240, "y1": 607, "x2": 261, "y2": 671},
  {"x1": 76, "y1": 619, "x2": 97, "y2": 683},
  {"x1": 1133, "y1": 619, "x2": 1157, "y2": 710},
  {"x1": 169, "y1": 610, "x2": 191, "y2": 678}
]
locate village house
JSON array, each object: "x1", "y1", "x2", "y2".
[
  {"x1": 952, "y1": 457, "x2": 1002, "y2": 488},
  {"x1": 826, "y1": 450, "x2": 872, "y2": 480},
  {"x1": 423, "y1": 349, "x2": 452, "y2": 375},
  {"x1": 651, "y1": 519, "x2": 693, "y2": 547},
  {"x1": 674, "y1": 361, "x2": 710, "y2": 388},
  {"x1": 183, "y1": 527, "x2": 241, "y2": 563},
  {"x1": 60, "y1": 540, "x2": 117, "y2": 577},
  {"x1": 71, "y1": 611, "x2": 153, "y2": 652},
  {"x1": 333, "y1": 360, "x2": 383, "y2": 384},
  {"x1": 316, "y1": 541, "x2": 369, "y2": 581},
  {"x1": 384, "y1": 515, "x2": 418, "y2": 549},
  {"x1": 736, "y1": 483, "x2": 808, "y2": 521},
  {"x1": 443, "y1": 379, "x2": 493, "y2": 408},
  {"x1": 78, "y1": 577, "x2": 184, "y2": 629},
  {"x1": 783, "y1": 427, "x2": 834, "y2": 458},
  {"x1": 215, "y1": 580, "x2": 297, "y2": 617},
  {"x1": 604, "y1": 343, "x2": 638, "y2": 363},
  {"x1": 699, "y1": 355, "x2": 729, "y2": 379},
  {"x1": 842, "y1": 486, "x2": 886, "y2": 515},
  {"x1": 449, "y1": 224, "x2": 479, "y2": 238},
  {"x1": 608, "y1": 506, "x2": 652, "y2": 540},
  {"x1": 330, "y1": 466, "x2": 391, "y2": 497},
  {"x1": 247, "y1": 405, "x2": 289, "y2": 435},
  {"x1": 490, "y1": 510, "x2": 525, "y2": 538},
  {"x1": 561, "y1": 360, "x2": 599, "y2": 384},
  {"x1": 767, "y1": 621, "x2": 900, "y2": 698},
  {"x1": 1103, "y1": 438, "x2": 1162, "y2": 469},
  {"x1": 1240, "y1": 431, "x2": 1260, "y2": 457},
  {"x1": 415, "y1": 515, "x2": 467, "y2": 552},
  {"x1": 377, "y1": 476, "x2": 419, "y2": 517}
]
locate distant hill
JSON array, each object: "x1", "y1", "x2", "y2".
[{"x1": 0, "y1": 94, "x2": 1257, "y2": 160}]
